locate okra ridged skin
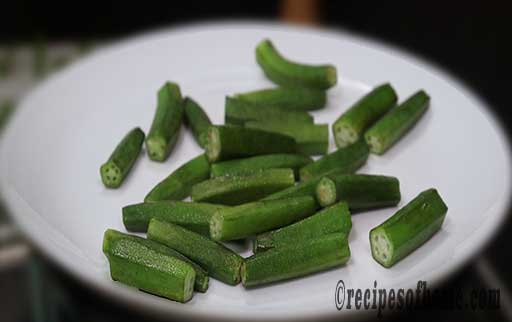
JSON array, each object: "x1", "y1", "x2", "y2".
[
  {"x1": 103, "y1": 233, "x2": 196, "y2": 302},
  {"x1": 122, "y1": 201, "x2": 228, "y2": 235},
  {"x1": 210, "y1": 154, "x2": 313, "y2": 179},
  {"x1": 262, "y1": 176, "x2": 322, "y2": 201},
  {"x1": 205, "y1": 125, "x2": 297, "y2": 163},
  {"x1": 253, "y1": 202, "x2": 351, "y2": 253},
  {"x1": 245, "y1": 121, "x2": 329, "y2": 156},
  {"x1": 370, "y1": 188, "x2": 448, "y2": 268},
  {"x1": 191, "y1": 168, "x2": 295, "y2": 206},
  {"x1": 299, "y1": 140, "x2": 370, "y2": 181},
  {"x1": 333, "y1": 83, "x2": 397, "y2": 148},
  {"x1": 255, "y1": 39, "x2": 337, "y2": 90},
  {"x1": 145, "y1": 82, "x2": 184, "y2": 162},
  {"x1": 316, "y1": 174, "x2": 401, "y2": 209},
  {"x1": 234, "y1": 87, "x2": 327, "y2": 111},
  {"x1": 364, "y1": 90, "x2": 430, "y2": 155},
  {"x1": 242, "y1": 232, "x2": 350, "y2": 287},
  {"x1": 225, "y1": 96, "x2": 313, "y2": 126},
  {"x1": 144, "y1": 154, "x2": 210, "y2": 202},
  {"x1": 147, "y1": 219, "x2": 244, "y2": 285},
  {"x1": 210, "y1": 196, "x2": 318, "y2": 241},
  {"x1": 183, "y1": 97, "x2": 212, "y2": 148},
  {"x1": 100, "y1": 127, "x2": 145, "y2": 188},
  {"x1": 104, "y1": 229, "x2": 209, "y2": 292}
]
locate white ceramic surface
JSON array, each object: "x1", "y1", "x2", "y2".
[{"x1": 0, "y1": 22, "x2": 510, "y2": 321}]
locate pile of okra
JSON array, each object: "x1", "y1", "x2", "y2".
[{"x1": 100, "y1": 39, "x2": 448, "y2": 303}]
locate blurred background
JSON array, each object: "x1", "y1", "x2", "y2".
[{"x1": 0, "y1": 0, "x2": 510, "y2": 321}]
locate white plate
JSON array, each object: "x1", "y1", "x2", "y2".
[{"x1": 1, "y1": 22, "x2": 510, "y2": 321}]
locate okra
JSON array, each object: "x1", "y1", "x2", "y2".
[
  {"x1": 242, "y1": 232, "x2": 350, "y2": 287},
  {"x1": 191, "y1": 168, "x2": 295, "y2": 205},
  {"x1": 262, "y1": 176, "x2": 323, "y2": 201},
  {"x1": 333, "y1": 83, "x2": 397, "y2": 148},
  {"x1": 234, "y1": 87, "x2": 326, "y2": 111},
  {"x1": 103, "y1": 232, "x2": 196, "y2": 302},
  {"x1": 183, "y1": 97, "x2": 212, "y2": 148},
  {"x1": 299, "y1": 140, "x2": 369, "y2": 181},
  {"x1": 255, "y1": 39, "x2": 337, "y2": 89},
  {"x1": 370, "y1": 188, "x2": 448, "y2": 268},
  {"x1": 225, "y1": 96, "x2": 313, "y2": 126},
  {"x1": 245, "y1": 121, "x2": 328, "y2": 155},
  {"x1": 205, "y1": 125, "x2": 297, "y2": 163},
  {"x1": 104, "y1": 229, "x2": 209, "y2": 292},
  {"x1": 316, "y1": 174, "x2": 400, "y2": 208},
  {"x1": 100, "y1": 127, "x2": 145, "y2": 188},
  {"x1": 254, "y1": 202, "x2": 351, "y2": 253},
  {"x1": 122, "y1": 201, "x2": 228, "y2": 235},
  {"x1": 364, "y1": 90, "x2": 430, "y2": 154},
  {"x1": 147, "y1": 219, "x2": 244, "y2": 285},
  {"x1": 210, "y1": 154, "x2": 313, "y2": 179},
  {"x1": 146, "y1": 82, "x2": 184, "y2": 161},
  {"x1": 210, "y1": 196, "x2": 317, "y2": 241},
  {"x1": 144, "y1": 154, "x2": 210, "y2": 202}
]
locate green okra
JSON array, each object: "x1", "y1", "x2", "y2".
[
  {"x1": 299, "y1": 140, "x2": 369, "y2": 181},
  {"x1": 245, "y1": 121, "x2": 329, "y2": 155},
  {"x1": 210, "y1": 153, "x2": 313, "y2": 179},
  {"x1": 205, "y1": 125, "x2": 297, "y2": 163},
  {"x1": 370, "y1": 188, "x2": 448, "y2": 268},
  {"x1": 333, "y1": 83, "x2": 397, "y2": 148},
  {"x1": 122, "y1": 201, "x2": 228, "y2": 235},
  {"x1": 191, "y1": 168, "x2": 295, "y2": 206},
  {"x1": 144, "y1": 154, "x2": 210, "y2": 202},
  {"x1": 316, "y1": 174, "x2": 400, "y2": 208},
  {"x1": 364, "y1": 90, "x2": 430, "y2": 155},
  {"x1": 262, "y1": 176, "x2": 323, "y2": 201},
  {"x1": 209, "y1": 196, "x2": 318, "y2": 241},
  {"x1": 255, "y1": 39, "x2": 337, "y2": 89},
  {"x1": 147, "y1": 219, "x2": 244, "y2": 285},
  {"x1": 100, "y1": 127, "x2": 145, "y2": 188},
  {"x1": 104, "y1": 229, "x2": 209, "y2": 292},
  {"x1": 242, "y1": 232, "x2": 350, "y2": 287},
  {"x1": 225, "y1": 96, "x2": 313, "y2": 126},
  {"x1": 146, "y1": 82, "x2": 184, "y2": 161},
  {"x1": 253, "y1": 202, "x2": 351, "y2": 253},
  {"x1": 103, "y1": 233, "x2": 196, "y2": 302},
  {"x1": 183, "y1": 97, "x2": 212, "y2": 148},
  {"x1": 234, "y1": 87, "x2": 327, "y2": 111}
]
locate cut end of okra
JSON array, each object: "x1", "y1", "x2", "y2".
[
  {"x1": 146, "y1": 137, "x2": 167, "y2": 162},
  {"x1": 326, "y1": 66, "x2": 337, "y2": 88},
  {"x1": 315, "y1": 177, "x2": 337, "y2": 207},
  {"x1": 364, "y1": 133, "x2": 385, "y2": 155},
  {"x1": 209, "y1": 212, "x2": 223, "y2": 241},
  {"x1": 333, "y1": 122, "x2": 358, "y2": 148},
  {"x1": 370, "y1": 228, "x2": 393, "y2": 268},
  {"x1": 100, "y1": 161, "x2": 122, "y2": 188},
  {"x1": 205, "y1": 127, "x2": 220, "y2": 162}
]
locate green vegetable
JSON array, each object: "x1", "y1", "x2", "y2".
[
  {"x1": 255, "y1": 39, "x2": 337, "y2": 89},
  {"x1": 104, "y1": 229, "x2": 209, "y2": 292},
  {"x1": 205, "y1": 125, "x2": 297, "y2": 163},
  {"x1": 254, "y1": 202, "x2": 351, "y2": 253},
  {"x1": 225, "y1": 96, "x2": 313, "y2": 126},
  {"x1": 103, "y1": 232, "x2": 196, "y2": 302},
  {"x1": 245, "y1": 121, "x2": 328, "y2": 155},
  {"x1": 191, "y1": 168, "x2": 295, "y2": 205},
  {"x1": 100, "y1": 127, "x2": 145, "y2": 188},
  {"x1": 299, "y1": 140, "x2": 369, "y2": 181},
  {"x1": 242, "y1": 232, "x2": 350, "y2": 287},
  {"x1": 370, "y1": 188, "x2": 448, "y2": 268},
  {"x1": 262, "y1": 176, "x2": 323, "y2": 201},
  {"x1": 183, "y1": 97, "x2": 212, "y2": 148},
  {"x1": 144, "y1": 154, "x2": 210, "y2": 202},
  {"x1": 145, "y1": 82, "x2": 184, "y2": 161},
  {"x1": 210, "y1": 153, "x2": 312, "y2": 179},
  {"x1": 147, "y1": 219, "x2": 244, "y2": 285},
  {"x1": 333, "y1": 83, "x2": 397, "y2": 148},
  {"x1": 210, "y1": 196, "x2": 317, "y2": 241},
  {"x1": 234, "y1": 87, "x2": 326, "y2": 111},
  {"x1": 122, "y1": 201, "x2": 228, "y2": 235},
  {"x1": 316, "y1": 174, "x2": 401, "y2": 208},
  {"x1": 0, "y1": 100, "x2": 15, "y2": 135},
  {"x1": 365, "y1": 90, "x2": 430, "y2": 154}
]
